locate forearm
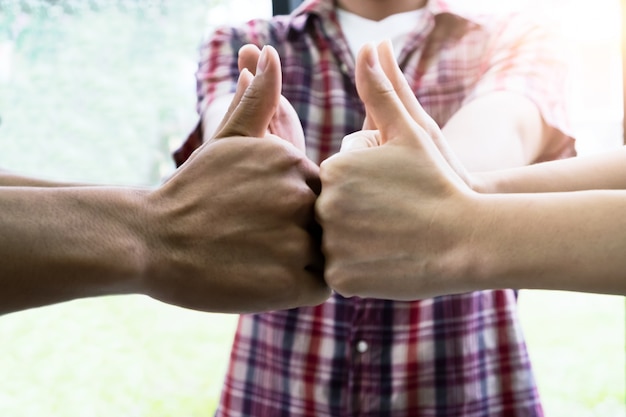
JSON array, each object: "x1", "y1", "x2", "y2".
[
  {"x1": 475, "y1": 147, "x2": 626, "y2": 193},
  {"x1": 458, "y1": 190, "x2": 626, "y2": 295},
  {"x1": 0, "y1": 186, "x2": 148, "y2": 314}
]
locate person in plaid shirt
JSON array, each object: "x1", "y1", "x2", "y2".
[{"x1": 174, "y1": 0, "x2": 575, "y2": 415}]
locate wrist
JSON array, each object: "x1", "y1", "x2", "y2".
[
  {"x1": 115, "y1": 188, "x2": 155, "y2": 296},
  {"x1": 457, "y1": 192, "x2": 534, "y2": 293},
  {"x1": 135, "y1": 188, "x2": 194, "y2": 302},
  {"x1": 433, "y1": 191, "x2": 495, "y2": 294}
]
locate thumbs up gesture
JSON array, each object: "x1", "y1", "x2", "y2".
[
  {"x1": 144, "y1": 45, "x2": 329, "y2": 313},
  {"x1": 316, "y1": 41, "x2": 476, "y2": 300}
]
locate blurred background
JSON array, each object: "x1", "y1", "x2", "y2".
[{"x1": 0, "y1": 0, "x2": 624, "y2": 416}]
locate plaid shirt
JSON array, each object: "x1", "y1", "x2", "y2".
[{"x1": 174, "y1": 1, "x2": 574, "y2": 416}]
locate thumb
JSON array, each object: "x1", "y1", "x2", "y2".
[
  {"x1": 238, "y1": 43, "x2": 261, "y2": 74},
  {"x1": 214, "y1": 45, "x2": 282, "y2": 139},
  {"x1": 354, "y1": 43, "x2": 424, "y2": 146},
  {"x1": 375, "y1": 40, "x2": 472, "y2": 185},
  {"x1": 355, "y1": 43, "x2": 470, "y2": 190},
  {"x1": 238, "y1": 44, "x2": 306, "y2": 152}
]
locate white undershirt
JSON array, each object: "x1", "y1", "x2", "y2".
[{"x1": 336, "y1": 8, "x2": 426, "y2": 59}]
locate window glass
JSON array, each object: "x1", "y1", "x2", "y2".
[{"x1": 0, "y1": 0, "x2": 270, "y2": 185}]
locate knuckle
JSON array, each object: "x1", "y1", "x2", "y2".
[
  {"x1": 319, "y1": 158, "x2": 343, "y2": 188},
  {"x1": 314, "y1": 195, "x2": 328, "y2": 223},
  {"x1": 314, "y1": 191, "x2": 339, "y2": 225},
  {"x1": 316, "y1": 184, "x2": 349, "y2": 224},
  {"x1": 325, "y1": 264, "x2": 357, "y2": 298},
  {"x1": 282, "y1": 182, "x2": 315, "y2": 213}
]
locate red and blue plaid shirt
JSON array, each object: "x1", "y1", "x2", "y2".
[{"x1": 175, "y1": 1, "x2": 575, "y2": 416}]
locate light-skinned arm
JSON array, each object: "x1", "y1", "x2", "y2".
[
  {"x1": 317, "y1": 42, "x2": 626, "y2": 299},
  {"x1": 1, "y1": 46, "x2": 329, "y2": 315},
  {"x1": 473, "y1": 148, "x2": 626, "y2": 193}
]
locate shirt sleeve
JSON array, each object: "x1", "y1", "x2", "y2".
[{"x1": 465, "y1": 13, "x2": 576, "y2": 161}]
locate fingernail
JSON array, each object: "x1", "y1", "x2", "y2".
[
  {"x1": 256, "y1": 46, "x2": 269, "y2": 76},
  {"x1": 366, "y1": 43, "x2": 380, "y2": 70}
]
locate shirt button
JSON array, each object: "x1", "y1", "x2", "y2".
[
  {"x1": 340, "y1": 63, "x2": 349, "y2": 74},
  {"x1": 356, "y1": 340, "x2": 368, "y2": 353}
]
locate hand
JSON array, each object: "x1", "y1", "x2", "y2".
[
  {"x1": 142, "y1": 46, "x2": 329, "y2": 313},
  {"x1": 316, "y1": 41, "x2": 475, "y2": 300},
  {"x1": 358, "y1": 39, "x2": 471, "y2": 186}
]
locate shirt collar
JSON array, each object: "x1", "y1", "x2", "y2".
[{"x1": 286, "y1": 0, "x2": 484, "y2": 34}]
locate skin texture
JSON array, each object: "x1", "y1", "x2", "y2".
[
  {"x1": 0, "y1": 45, "x2": 329, "y2": 316},
  {"x1": 317, "y1": 41, "x2": 626, "y2": 298}
]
